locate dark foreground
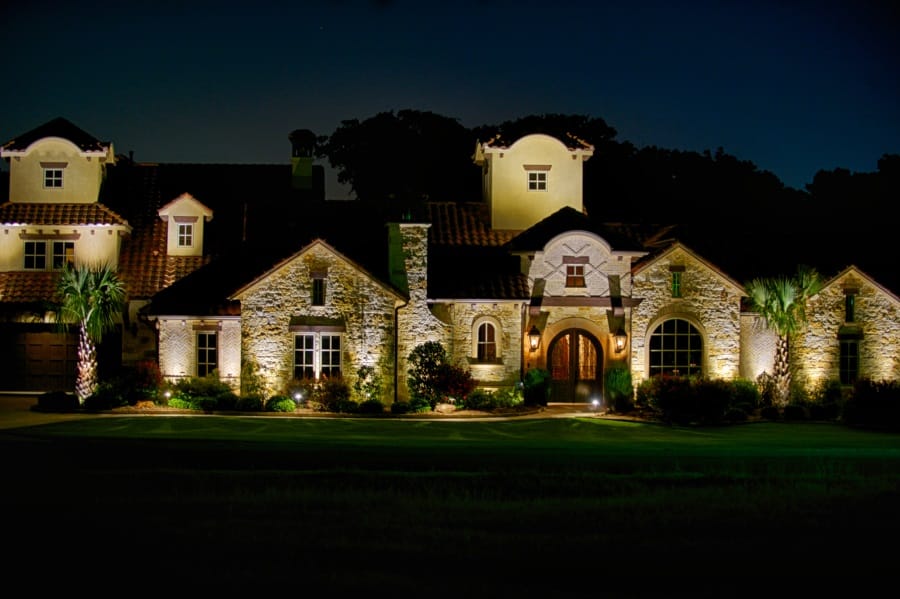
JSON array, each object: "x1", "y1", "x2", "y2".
[{"x1": 3, "y1": 414, "x2": 899, "y2": 597}]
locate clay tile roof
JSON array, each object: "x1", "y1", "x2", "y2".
[
  {"x1": 0, "y1": 202, "x2": 130, "y2": 228},
  {"x1": 0, "y1": 271, "x2": 62, "y2": 304},
  {"x1": 426, "y1": 202, "x2": 518, "y2": 247},
  {"x1": 1, "y1": 117, "x2": 110, "y2": 153}
]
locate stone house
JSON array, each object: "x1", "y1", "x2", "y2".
[{"x1": 2, "y1": 118, "x2": 898, "y2": 401}]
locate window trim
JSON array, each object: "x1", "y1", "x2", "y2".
[
  {"x1": 177, "y1": 223, "x2": 194, "y2": 248},
  {"x1": 527, "y1": 171, "x2": 547, "y2": 191},
  {"x1": 41, "y1": 162, "x2": 66, "y2": 189},
  {"x1": 647, "y1": 317, "x2": 704, "y2": 377},
  {"x1": 839, "y1": 338, "x2": 859, "y2": 386}
]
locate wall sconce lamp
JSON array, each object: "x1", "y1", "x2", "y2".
[
  {"x1": 528, "y1": 325, "x2": 541, "y2": 352},
  {"x1": 614, "y1": 327, "x2": 628, "y2": 353}
]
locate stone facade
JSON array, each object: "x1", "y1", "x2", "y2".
[{"x1": 232, "y1": 240, "x2": 404, "y2": 398}]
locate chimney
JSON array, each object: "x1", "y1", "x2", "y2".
[{"x1": 288, "y1": 129, "x2": 316, "y2": 191}]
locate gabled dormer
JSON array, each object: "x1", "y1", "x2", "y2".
[
  {"x1": 1, "y1": 117, "x2": 115, "y2": 205},
  {"x1": 158, "y1": 193, "x2": 213, "y2": 257},
  {"x1": 473, "y1": 133, "x2": 593, "y2": 231}
]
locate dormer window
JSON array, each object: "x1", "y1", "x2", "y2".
[
  {"x1": 524, "y1": 164, "x2": 550, "y2": 192},
  {"x1": 40, "y1": 161, "x2": 67, "y2": 189},
  {"x1": 178, "y1": 223, "x2": 194, "y2": 248},
  {"x1": 43, "y1": 168, "x2": 64, "y2": 188}
]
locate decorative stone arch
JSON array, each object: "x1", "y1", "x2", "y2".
[
  {"x1": 643, "y1": 310, "x2": 709, "y2": 378},
  {"x1": 471, "y1": 315, "x2": 503, "y2": 361}
]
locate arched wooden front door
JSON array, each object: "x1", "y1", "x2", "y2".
[{"x1": 548, "y1": 329, "x2": 602, "y2": 403}]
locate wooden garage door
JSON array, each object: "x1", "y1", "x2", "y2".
[{"x1": 0, "y1": 325, "x2": 76, "y2": 392}]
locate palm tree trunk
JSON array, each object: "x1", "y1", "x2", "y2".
[
  {"x1": 75, "y1": 324, "x2": 98, "y2": 404},
  {"x1": 773, "y1": 334, "x2": 791, "y2": 406}
]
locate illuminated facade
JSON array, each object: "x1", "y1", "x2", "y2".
[{"x1": 2, "y1": 119, "x2": 898, "y2": 399}]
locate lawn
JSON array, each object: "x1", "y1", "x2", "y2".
[{"x1": 3, "y1": 415, "x2": 899, "y2": 596}]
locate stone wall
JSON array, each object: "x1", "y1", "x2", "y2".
[
  {"x1": 631, "y1": 245, "x2": 743, "y2": 382},
  {"x1": 235, "y1": 241, "x2": 402, "y2": 400}
]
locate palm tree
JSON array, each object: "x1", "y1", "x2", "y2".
[
  {"x1": 56, "y1": 263, "x2": 126, "y2": 403},
  {"x1": 744, "y1": 265, "x2": 823, "y2": 406}
]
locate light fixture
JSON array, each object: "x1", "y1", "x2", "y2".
[
  {"x1": 528, "y1": 325, "x2": 541, "y2": 352},
  {"x1": 614, "y1": 327, "x2": 627, "y2": 353}
]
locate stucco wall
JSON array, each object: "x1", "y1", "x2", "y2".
[
  {"x1": 157, "y1": 317, "x2": 241, "y2": 388},
  {"x1": 0, "y1": 224, "x2": 123, "y2": 270},
  {"x1": 739, "y1": 313, "x2": 777, "y2": 381},
  {"x1": 7, "y1": 138, "x2": 109, "y2": 204},
  {"x1": 631, "y1": 246, "x2": 743, "y2": 382},
  {"x1": 480, "y1": 134, "x2": 591, "y2": 230}
]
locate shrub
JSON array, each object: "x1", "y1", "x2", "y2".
[
  {"x1": 604, "y1": 367, "x2": 634, "y2": 413},
  {"x1": 390, "y1": 400, "x2": 413, "y2": 414},
  {"x1": 84, "y1": 380, "x2": 130, "y2": 411},
  {"x1": 756, "y1": 371, "x2": 777, "y2": 407},
  {"x1": 354, "y1": 365, "x2": 384, "y2": 403},
  {"x1": 236, "y1": 394, "x2": 265, "y2": 412},
  {"x1": 36, "y1": 390, "x2": 79, "y2": 412},
  {"x1": 759, "y1": 405, "x2": 780, "y2": 421},
  {"x1": 265, "y1": 395, "x2": 296, "y2": 413},
  {"x1": 523, "y1": 367, "x2": 551, "y2": 406},
  {"x1": 358, "y1": 398, "x2": 386, "y2": 414},
  {"x1": 731, "y1": 378, "x2": 761, "y2": 412},
  {"x1": 407, "y1": 341, "x2": 475, "y2": 410},
  {"x1": 464, "y1": 388, "x2": 494, "y2": 411},
  {"x1": 842, "y1": 378, "x2": 900, "y2": 431},
  {"x1": 782, "y1": 403, "x2": 808, "y2": 421}
]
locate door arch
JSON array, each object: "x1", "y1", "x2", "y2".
[{"x1": 548, "y1": 329, "x2": 603, "y2": 403}]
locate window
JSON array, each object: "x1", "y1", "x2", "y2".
[
  {"x1": 527, "y1": 171, "x2": 547, "y2": 191},
  {"x1": 197, "y1": 332, "x2": 218, "y2": 377},
  {"x1": 648, "y1": 318, "x2": 703, "y2": 377},
  {"x1": 52, "y1": 241, "x2": 75, "y2": 270},
  {"x1": 476, "y1": 323, "x2": 497, "y2": 361},
  {"x1": 566, "y1": 264, "x2": 586, "y2": 288},
  {"x1": 845, "y1": 293, "x2": 856, "y2": 323},
  {"x1": 671, "y1": 271, "x2": 682, "y2": 298},
  {"x1": 294, "y1": 333, "x2": 342, "y2": 379},
  {"x1": 24, "y1": 241, "x2": 47, "y2": 270},
  {"x1": 312, "y1": 277, "x2": 326, "y2": 306},
  {"x1": 177, "y1": 223, "x2": 194, "y2": 247},
  {"x1": 839, "y1": 339, "x2": 859, "y2": 385},
  {"x1": 43, "y1": 168, "x2": 63, "y2": 188}
]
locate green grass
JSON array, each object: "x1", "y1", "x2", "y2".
[{"x1": 4, "y1": 416, "x2": 899, "y2": 596}]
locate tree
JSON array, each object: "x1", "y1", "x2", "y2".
[
  {"x1": 56, "y1": 263, "x2": 126, "y2": 403},
  {"x1": 744, "y1": 265, "x2": 823, "y2": 406}
]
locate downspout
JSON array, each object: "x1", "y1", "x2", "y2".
[{"x1": 394, "y1": 298, "x2": 409, "y2": 404}]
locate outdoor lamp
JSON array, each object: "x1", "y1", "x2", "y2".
[
  {"x1": 528, "y1": 325, "x2": 541, "y2": 351},
  {"x1": 614, "y1": 327, "x2": 627, "y2": 353}
]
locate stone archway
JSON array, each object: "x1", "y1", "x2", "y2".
[{"x1": 548, "y1": 328, "x2": 603, "y2": 403}]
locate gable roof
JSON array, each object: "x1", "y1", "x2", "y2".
[
  {"x1": 1, "y1": 117, "x2": 111, "y2": 154},
  {"x1": 820, "y1": 265, "x2": 900, "y2": 305},
  {"x1": 632, "y1": 240, "x2": 747, "y2": 295},
  {"x1": 504, "y1": 206, "x2": 655, "y2": 254}
]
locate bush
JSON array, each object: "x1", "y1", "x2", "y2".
[
  {"x1": 407, "y1": 341, "x2": 475, "y2": 410},
  {"x1": 523, "y1": 367, "x2": 551, "y2": 406},
  {"x1": 604, "y1": 367, "x2": 633, "y2": 413},
  {"x1": 36, "y1": 390, "x2": 79, "y2": 412},
  {"x1": 390, "y1": 400, "x2": 413, "y2": 414},
  {"x1": 236, "y1": 394, "x2": 265, "y2": 412},
  {"x1": 842, "y1": 378, "x2": 900, "y2": 431},
  {"x1": 265, "y1": 395, "x2": 296, "y2": 413},
  {"x1": 358, "y1": 398, "x2": 386, "y2": 414},
  {"x1": 354, "y1": 365, "x2": 384, "y2": 403}
]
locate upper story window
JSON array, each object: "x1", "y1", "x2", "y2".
[
  {"x1": 563, "y1": 256, "x2": 588, "y2": 288},
  {"x1": 527, "y1": 171, "x2": 547, "y2": 191},
  {"x1": 669, "y1": 265, "x2": 685, "y2": 298},
  {"x1": 42, "y1": 166, "x2": 65, "y2": 188},
  {"x1": 312, "y1": 277, "x2": 326, "y2": 306},
  {"x1": 24, "y1": 240, "x2": 75, "y2": 271},
  {"x1": 844, "y1": 289, "x2": 857, "y2": 323},
  {"x1": 177, "y1": 223, "x2": 194, "y2": 247},
  {"x1": 24, "y1": 241, "x2": 47, "y2": 270}
]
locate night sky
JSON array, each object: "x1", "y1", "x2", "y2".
[{"x1": 2, "y1": 0, "x2": 898, "y2": 199}]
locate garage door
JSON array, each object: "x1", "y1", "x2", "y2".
[{"x1": 0, "y1": 324, "x2": 77, "y2": 392}]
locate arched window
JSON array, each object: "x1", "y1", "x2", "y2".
[
  {"x1": 648, "y1": 318, "x2": 703, "y2": 377},
  {"x1": 477, "y1": 322, "x2": 497, "y2": 362}
]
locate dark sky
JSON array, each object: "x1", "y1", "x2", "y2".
[{"x1": 2, "y1": 0, "x2": 898, "y2": 199}]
